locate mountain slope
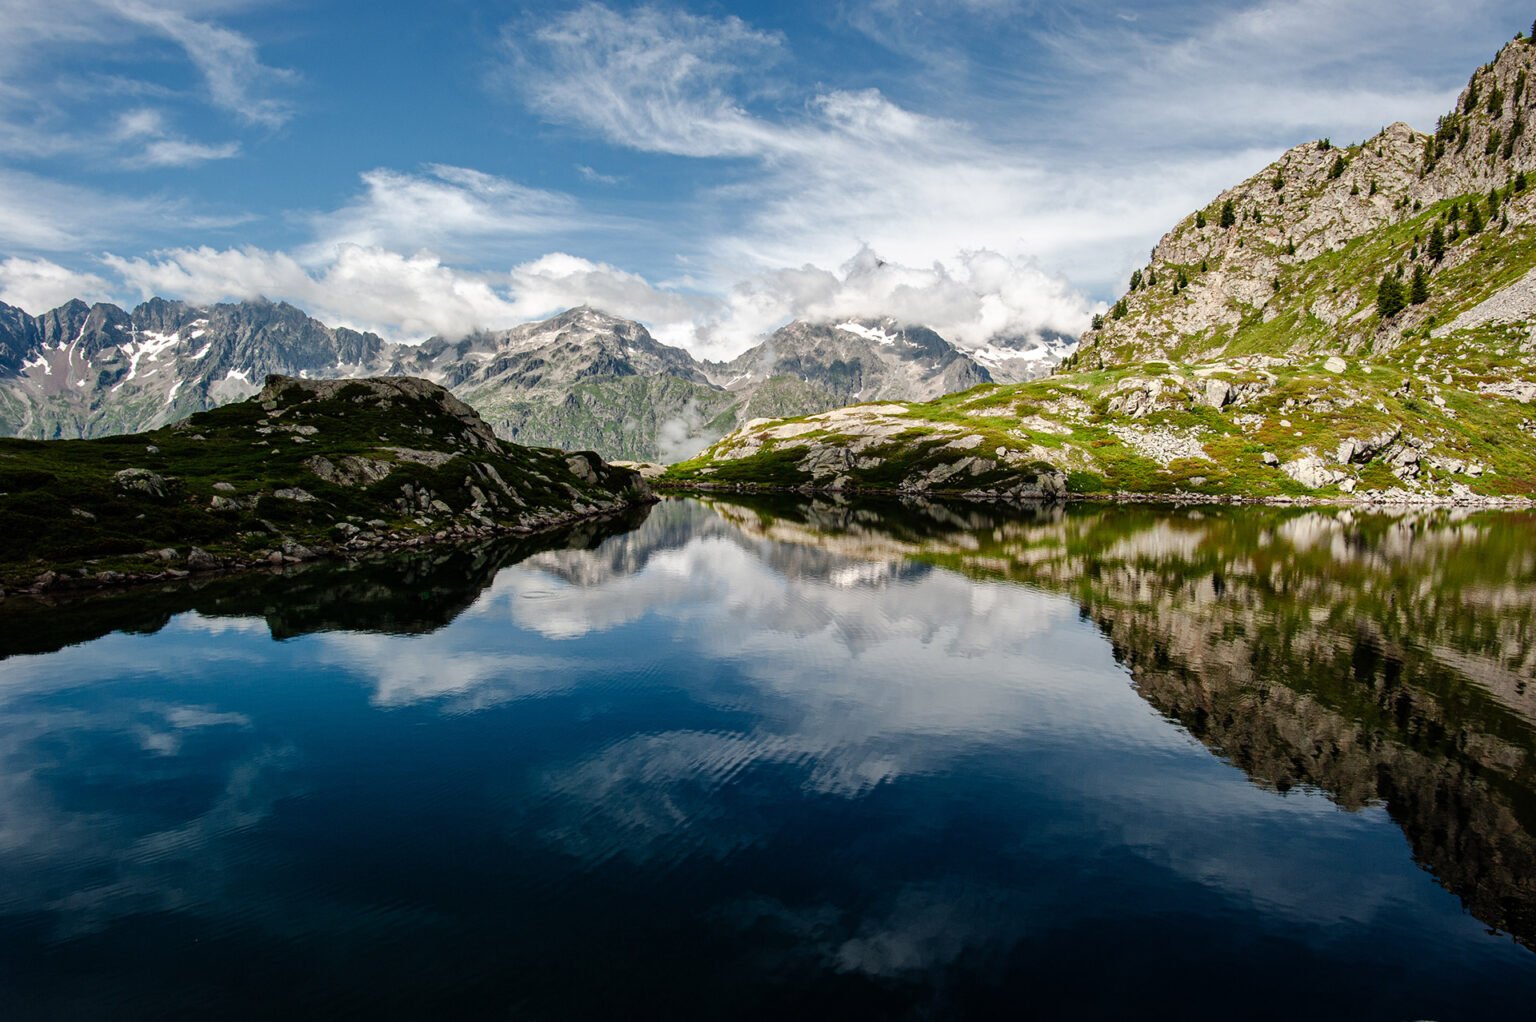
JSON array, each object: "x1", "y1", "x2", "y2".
[
  {"x1": 392, "y1": 306, "x2": 741, "y2": 461},
  {"x1": 1075, "y1": 34, "x2": 1536, "y2": 369},
  {"x1": 704, "y1": 318, "x2": 994, "y2": 422},
  {"x1": 669, "y1": 32, "x2": 1536, "y2": 504},
  {"x1": 0, "y1": 297, "x2": 386, "y2": 440},
  {"x1": 0, "y1": 374, "x2": 652, "y2": 591}
]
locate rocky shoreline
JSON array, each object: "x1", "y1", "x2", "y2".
[
  {"x1": 658, "y1": 478, "x2": 1536, "y2": 510},
  {"x1": 0, "y1": 495, "x2": 657, "y2": 603}
]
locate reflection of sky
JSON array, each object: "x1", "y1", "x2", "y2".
[{"x1": 0, "y1": 500, "x2": 1533, "y2": 1012}]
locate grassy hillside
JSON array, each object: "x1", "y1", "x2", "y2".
[{"x1": 666, "y1": 351, "x2": 1536, "y2": 501}]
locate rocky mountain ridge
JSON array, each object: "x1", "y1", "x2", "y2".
[{"x1": 1076, "y1": 32, "x2": 1536, "y2": 368}]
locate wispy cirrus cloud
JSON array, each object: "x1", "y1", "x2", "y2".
[
  {"x1": 499, "y1": 3, "x2": 1169, "y2": 305},
  {"x1": 504, "y1": 2, "x2": 787, "y2": 159},
  {"x1": 301, "y1": 164, "x2": 599, "y2": 264},
  {"x1": 110, "y1": 0, "x2": 295, "y2": 129},
  {"x1": 114, "y1": 108, "x2": 242, "y2": 168},
  {"x1": 0, "y1": 1, "x2": 289, "y2": 177},
  {"x1": 0, "y1": 168, "x2": 249, "y2": 251}
]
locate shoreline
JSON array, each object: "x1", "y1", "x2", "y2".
[
  {"x1": 656, "y1": 479, "x2": 1536, "y2": 510},
  {"x1": 0, "y1": 496, "x2": 658, "y2": 604},
  {"x1": 11, "y1": 475, "x2": 1531, "y2": 605}
]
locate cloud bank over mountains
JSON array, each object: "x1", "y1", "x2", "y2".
[{"x1": 0, "y1": 0, "x2": 1526, "y2": 355}]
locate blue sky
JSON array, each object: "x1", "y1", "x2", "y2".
[{"x1": 0, "y1": 0, "x2": 1527, "y2": 355}]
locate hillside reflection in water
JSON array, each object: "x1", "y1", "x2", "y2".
[{"x1": 1, "y1": 495, "x2": 1534, "y2": 1019}]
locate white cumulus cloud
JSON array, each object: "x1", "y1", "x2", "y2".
[{"x1": 0, "y1": 257, "x2": 114, "y2": 313}]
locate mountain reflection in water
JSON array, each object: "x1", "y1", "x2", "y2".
[{"x1": 0, "y1": 495, "x2": 1533, "y2": 1019}]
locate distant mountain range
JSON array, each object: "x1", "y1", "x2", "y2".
[{"x1": 0, "y1": 298, "x2": 1068, "y2": 460}]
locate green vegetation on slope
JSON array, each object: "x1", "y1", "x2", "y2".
[{"x1": 666, "y1": 351, "x2": 1536, "y2": 501}]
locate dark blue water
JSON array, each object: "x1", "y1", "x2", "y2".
[{"x1": 2, "y1": 496, "x2": 1535, "y2": 1019}]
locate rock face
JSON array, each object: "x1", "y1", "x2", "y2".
[
  {"x1": 671, "y1": 32, "x2": 1536, "y2": 504},
  {"x1": 0, "y1": 301, "x2": 1013, "y2": 463},
  {"x1": 0, "y1": 375, "x2": 654, "y2": 587},
  {"x1": 1074, "y1": 35, "x2": 1536, "y2": 369},
  {"x1": 0, "y1": 297, "x2": 385, "y2": 441},
  {"x1": 384, "y1": 307, "x2": 739, "y2": 461},
  {"x1": 674, "y1": 401, "x2": 1071, "y2": 501}
]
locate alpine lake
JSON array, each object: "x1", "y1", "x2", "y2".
[{"x1": 2, "y1": 493, "x2": 1535, "y2": 1019}]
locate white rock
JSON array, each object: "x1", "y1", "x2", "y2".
[{"x1": 1281, "y1": 456, "x2": 1348, "y2": 489}]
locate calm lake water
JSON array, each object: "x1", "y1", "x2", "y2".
[{"x1": 2, "y1": 495, "x2": 1535, "y2": 1019}]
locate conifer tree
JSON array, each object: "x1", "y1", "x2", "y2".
[
  {"x1": 1090, "y1": 313, "x2": 1104, "y2": 331},
  {"x1": 1219, "y1": 198, "x2": 1236, "y2": 228},
  {"x1": 1410, "y1": 265, "x2": 1429, "y2": 305},
  {"x1": 1376, "y1": 274, "x2": 1407, "y2": 319},
  {"x1": 1130, "y1": 269, "x2": 1143, "y2": 291},
  {"x1": 1195, "y1": 210, "x2": 1206, "y2": 229},
  {"x1": 1329, "y1": 154, "x2": 1347, "y2": 179},
  {"x1": 1428, "y1": 224, "x2": 1446, "y2": 262},
  {"x1": 1176, "y1": 268, "x2": 1190, "y2": 289},
  {"x1": 1111, "y1": 299, "x2": 1128, "y2": 320},
  {"x1": 1468, "y1": 203, "x2": 1485, "y2": 234}
]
